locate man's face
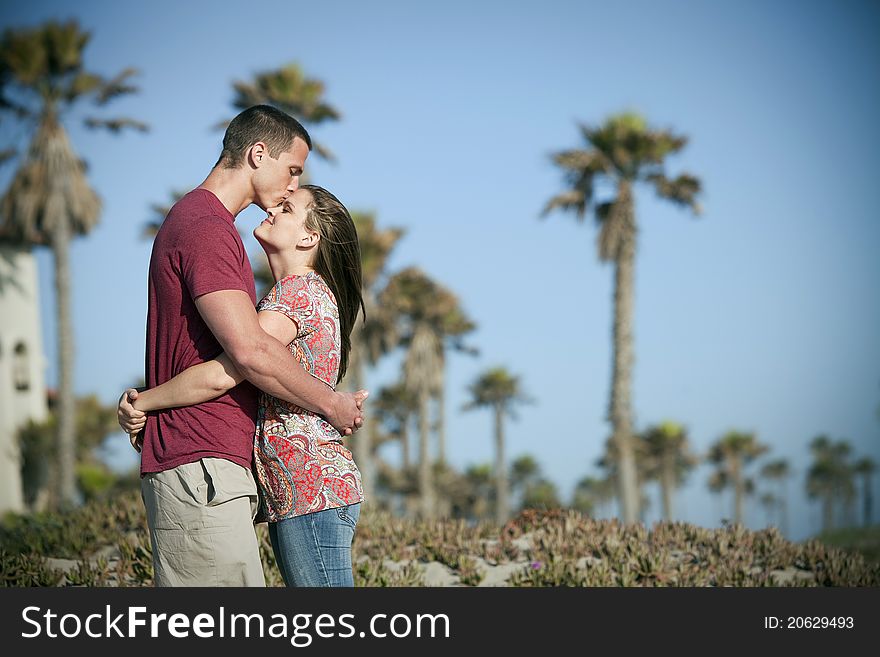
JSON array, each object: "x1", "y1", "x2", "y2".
[{"x1": 252, "y1": 136, "x2": 310, "y2": 211}]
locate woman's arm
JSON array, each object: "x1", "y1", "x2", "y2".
[
  {"x1": 132, "y1": 353, "x2": 243, "y2": 412},
  {"x1": 131, "y1": 309, "x2": 300, "y2": 413}
]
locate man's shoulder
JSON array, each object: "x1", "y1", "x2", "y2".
[
  {"x1": 158, "y1": 192, "x2": 237, "y2": 242},
  {"x1": 164, "y1": 189, "x2": 226, "y2": 223}
]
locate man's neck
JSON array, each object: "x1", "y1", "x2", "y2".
[{"x1": 198, "y1": 166, "x2": 254, "y2": 218}]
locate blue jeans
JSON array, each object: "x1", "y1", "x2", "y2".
[{"x1": 268, "y1": 503, "x2": 361, "y2": 587}]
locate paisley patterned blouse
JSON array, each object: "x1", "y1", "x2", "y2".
[{"x1": 252, "y1": 271, "x2": 364, "y2": 522}]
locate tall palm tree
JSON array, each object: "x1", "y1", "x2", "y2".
[
  {"x1": 854, "y1": 457, "x2": 876, "y2": 528},
  {"x1": 806, "y1": 436, "x2": 854, "y2": 532},
  {"x1": 0, "y1": 20, "x2": 146, "y2": 506},
  {"x1": 758, "y1": 492, "x2": 778, "y2": 528},
  {"x1": 433, "y1": 303, "x2": 477, "y2": 464},
  {"x1": 597, "y1": 435, "x2": 652, "y2": 522},
  {"x1": 404, "y1": 322, "x2": 441, "y2": 518},
  {"x1": 381, "y1": 268, "x2": 439, "y2": 518},
  {"x1": 373, "y1": 381, "x2": 417, "y2": 471},
  {"x1": 707, "y1": 469, "x2": 730, "y2": 522},
  {"x1": 706, "y1": 431, "x2": 768, "y2": 525},
  {"x1": 543, "y1": 113, "x2": 702, "y2": 523},
  {"x1": 639, "y1": 420, "x2": 699, "y2": 521},
  {"x1": 760, "y1": 458, "x2": 791, "y2": 536},
  {"x1": 340, "y1": 212, "x2": 404, "y2": 502},
  {"x1": 381, "y1": 267, "x2": 474, "y2": 518},
  {"x1": 223, "y1": 63, "x2": 341, "y2": 162},
  {"x1": 463, "y1": 367, "x2": 531, "y2": 524}
]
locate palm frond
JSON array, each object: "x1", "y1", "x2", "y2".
[
  {"x1": 0, "y1": 116, "x2": 101, "y2": 244},
  {"x1": 540, "y1": 189, "x2": 586, "y2": 220},
  {"x1": 95, "y1": 67, "x2": 141, "y2": 105},
  {"x1": 64, "y1": 72, "x2": 101, "y2": 103},
  {"x1": 647, "y1": 172, "x2": 702, "y2": 214},
  {"x1": 84, "y1": 116, "x2": 149, "y2": 133}
]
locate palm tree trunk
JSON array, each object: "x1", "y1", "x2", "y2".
[
  {"x1": 400, "y1": 412, "x2": 410, "y2": 470},
  {"x1": 661, "y1": 460, "x2": 674, "y2": 520},
  {"x1": 52, "y1": 217, "x2": 77, "y2": 507},
  {"x1": 609, "y1": 185, "x2": 639, "y2": 523},
  {"x1": 732, "y1": 459, "x2": 744, "y2": 524},
  {"x1": 494, "y1": 403, "x2": 508, "y2": 524},
  {"x1": 822, "y1": 494, "x2": 834, "y2": 532},
  {"x1": 436, "y1": 374, "x2": 446, "y2": 465},
  {"x1": 778, "y1": 481, "x2": 789, "y2": 537},
  {"x1": 862, "y1": 474, "x2": 873, "y2": 528},
  {"x1": 417, "y1": 388, "x2": 434, "y2": 519}
]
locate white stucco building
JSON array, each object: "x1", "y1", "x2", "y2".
[{"x1": 0, "y1": 243, "x2": 48, "y2": 514}]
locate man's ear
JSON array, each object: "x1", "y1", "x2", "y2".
[{"x1": 249, "y1": 142, "x2": 268, "y2": 168}]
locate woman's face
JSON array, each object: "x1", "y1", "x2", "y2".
[{"x1": 253, "y1": 188, "x2": 315, "y2": 253}]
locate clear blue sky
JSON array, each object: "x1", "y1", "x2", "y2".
[{"x1": 1, "y1": 0, "x2": 878, "y2": 541}]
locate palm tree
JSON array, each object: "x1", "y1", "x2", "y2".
[
  {"x1": 806, "y1": 436, "x2": 854, "y2": 532},
  {"x1": 572, "y1": 475, "x2": 616, "y2": 517},
  {"x1": 373, "y1": 381, "x2": 417, "y2": 470},
  {"x1": 707, "y1": 469, "x2": 730, "y2": 522},
  {"x1": 463, "y1": 367, "x2": 531, "y2": 524},
  {"x1": 571, "y1": 476, "x2": 597, "y2": 516},
  {"x1": 380, "y1": 267, "x2": 474, "y2": 518},
  {"x1": 0, "y1": 20, "x2": 146, "y2": 506},
  {"x1": 223, "y1": 63, "x2": 341, "y2": 162},
  {"x1": 854, "y1": 457, "x2": 876, "y2": 527},
  {"x1": 597, "y1": 435, "x2": 652, "y2": 522},
  {"x1": 340, "y1": 212, "x2": 404, "y2": 502},
  {"x1": 543, "y1": 113, "x2": 701, "y2": 523},
  {"x1": 638, "y1": 420, "x2": 699, "y2": 521},
  {"x1": 759, "y1": 492, "x2": 778, "y2": 528},
  {"x1": 522, "y1": 480, "x2": 561, "y2": 511},
  {"x1": 706, "y1": 431, "x2": 768, "y2": 525},
  {"x1": 760, "y1": 458, "x2": 791, "y2": 535},
  {"x1": 510, "y1": 454, "x2": 541, "y2": 503},
  {"x1": 462, "y1": 463, "x2": 493, "y2": 520},
  {"x1": 433, "y1": 304, "x2": 477, "y2": 464},
  {"x1": 404, "y1": 322, "x2": 441, "y2": 518},
  {"x1": 380, "y1": 269, "x2": 439, "y2": 518}
]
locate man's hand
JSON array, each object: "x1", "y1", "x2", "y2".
[
  {"x1": 327, "y1": 390, "x2": 368, "y2": 436},
  {"x1": 118, "y1": 388, "x2": 146, "y2": 451}
]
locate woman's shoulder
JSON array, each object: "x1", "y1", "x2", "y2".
[
  {"x1": 307, "y1": 271, "x2": 337, "y2": 304},
  {"x1": 258, "y1": 271, "x2": 336, "y2": 314}
]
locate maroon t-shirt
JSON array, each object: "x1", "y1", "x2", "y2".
[{"x1": 140, "y1": 188, "x2": 258, "y2": 475}]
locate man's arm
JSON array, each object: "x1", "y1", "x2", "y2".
[{"x1": 194, "y1": 289, "x2": 364, "y2": 433}]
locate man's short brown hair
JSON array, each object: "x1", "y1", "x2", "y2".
[{"x1": 216, "y1": 105, "x2": 312, "y2": 169}]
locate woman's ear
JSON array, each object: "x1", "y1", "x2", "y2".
[{"x1": 300, "y1": 230, "x2": 320, "y2": 249}]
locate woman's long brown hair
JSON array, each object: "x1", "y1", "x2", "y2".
[{"x1": 301, "y1": 184, "x2": 365, "y2": 384}]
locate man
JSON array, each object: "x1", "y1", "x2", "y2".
[{"x1": 118, "y1": 105, "x2": 366, "y2": 586}]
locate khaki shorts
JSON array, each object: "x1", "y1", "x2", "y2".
[{"x1": 141, "y1": 458, "x2": 265, "y2": 587}]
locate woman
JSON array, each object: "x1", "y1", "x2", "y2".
[{"x1": 122, "y1": 184, "x2": 366, "y2": 587}]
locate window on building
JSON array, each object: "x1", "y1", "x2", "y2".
[{"x1": 13, "y1": 342, "x2": 30, "y2": 391}]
